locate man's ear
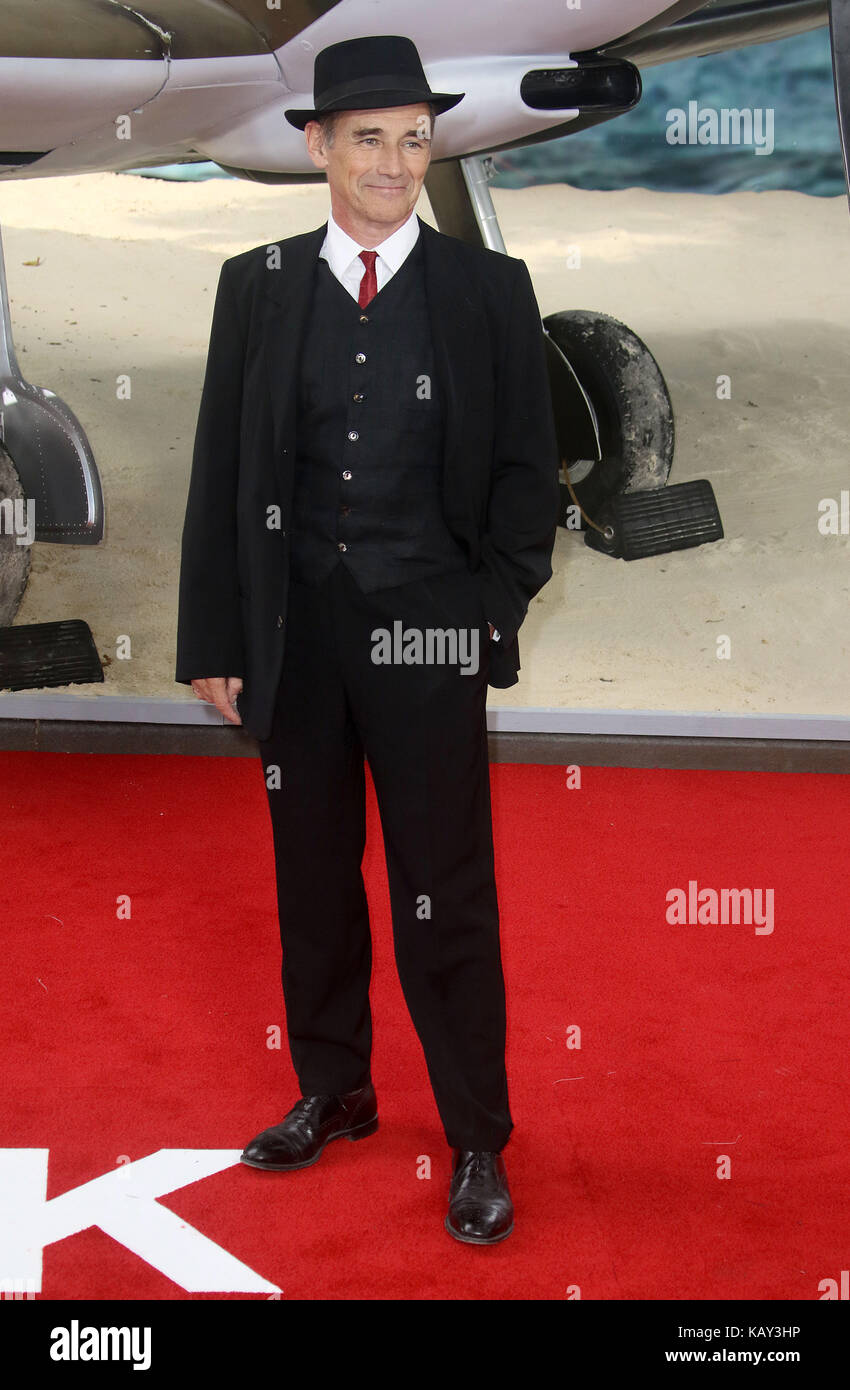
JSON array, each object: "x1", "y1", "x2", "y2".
[{"x1": 304, "y1": 120, "x2": 330, "y2": 171}]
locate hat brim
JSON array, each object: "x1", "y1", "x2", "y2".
[{"x1": 284, "y1": 90, "x2": 464, "y2": 131}]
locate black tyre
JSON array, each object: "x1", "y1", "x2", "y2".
[
  {"x1": 543, "y1": 309, "x2": 675, "y2": 528},
  {"x1": 0, "y1": 443, "x2": 32, "y2": 625}
]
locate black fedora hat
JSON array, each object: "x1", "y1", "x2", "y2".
[{"x1": 284, "y1": 34, "x2": 465, "y2": 131}]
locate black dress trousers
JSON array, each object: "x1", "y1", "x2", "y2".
[{"x1": 257, "y1": 557, "x2": 513, "y2": 1153}]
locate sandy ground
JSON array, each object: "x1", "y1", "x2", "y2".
[{"x1": 0, "y1": 171, "x2": 848, "y2": 720}]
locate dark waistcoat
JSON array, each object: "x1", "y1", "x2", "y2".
[{"x1": 289, "y1": 234, "x2": 468, "y2": 591}]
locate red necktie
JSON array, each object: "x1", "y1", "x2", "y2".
[{"x1": 358, "y1": 249, "x2": 378, "y2": 307}]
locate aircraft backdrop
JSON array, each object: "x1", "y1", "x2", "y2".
[{"x1": 0, "y1": 0, "x2": 846, "y2": 717}]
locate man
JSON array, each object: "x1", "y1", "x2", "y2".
[{"x1": 176, "y1": 34, "x2": 560, "y2": 1245}]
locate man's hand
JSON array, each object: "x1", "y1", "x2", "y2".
[
  {"x1": 191, "y1": 676, "x2": 243, "y2": 725},
  {"x1": 488, "y1": 622, "x2": 494, "y2": 640}
]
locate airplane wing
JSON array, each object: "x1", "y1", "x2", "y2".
[
  {"x1": 0, "y1": 0, "x2": 839, "y2": 183},
  {"x1": 586, "y1": 0, "x2": 829, "y2": 67}
]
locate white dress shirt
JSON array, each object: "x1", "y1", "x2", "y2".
[
  {"x1": 318, "y1": 208, "x2": 420, "y2": 301},
  {"x1": 316, "y1": 207, "x2": 499, "y2": 643}
]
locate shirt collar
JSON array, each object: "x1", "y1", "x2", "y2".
[{"x1": 322, "y1": 208, "x2": 420, "y2": 275}]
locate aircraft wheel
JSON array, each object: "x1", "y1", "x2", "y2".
[
  {"x1": 0, "y1": 443, "x2": 32, "y2": 625},
  {"x1": 543, "y1": 309, "x2": 674, "y2": 528}
]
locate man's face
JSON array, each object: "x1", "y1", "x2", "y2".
[{"x1": 305, "y1": 104, "x2": 433, "y2": 234}]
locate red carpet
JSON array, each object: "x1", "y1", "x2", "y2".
[{"x1": 1, "y1": 749, "x2": 848, "y2": 1300}]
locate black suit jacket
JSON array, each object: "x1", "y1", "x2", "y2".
[{"x1": 175, "y1": 214, "x2": 560, "y2": 742}]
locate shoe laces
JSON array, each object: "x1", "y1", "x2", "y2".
[
  {"x1": 289, "y1": 1096, "x2": 329, "y2": 1130},
  {"x1": 456, "y1": 1150, "x2": 497, "y2": 1184}
]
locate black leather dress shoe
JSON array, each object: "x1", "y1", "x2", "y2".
[
  {"x1": 240, "y1": 1083, "x2": 378, "y2": 1171},
  {"x1": 445, "y1": 1149, "x2": 514, "y2": 1244}
]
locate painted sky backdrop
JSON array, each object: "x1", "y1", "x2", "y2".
[{"x1": 491, "y1": 29, "x2": 843, "y2": 195}]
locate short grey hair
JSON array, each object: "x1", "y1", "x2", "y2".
[{"x1": 317, "y1": 102, "x2": 436, "y2": 146}]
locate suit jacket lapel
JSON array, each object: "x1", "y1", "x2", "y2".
[{"x1": 261, "y1": 212, "x2": 478, "y2": 515}]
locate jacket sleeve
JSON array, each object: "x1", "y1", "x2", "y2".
[
  {"x1": 175, "y1": 258, "x2": 246, "y2": 684},
  {"x1": 476, "y1": 258, "x2": 560, "y2": 649}
]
